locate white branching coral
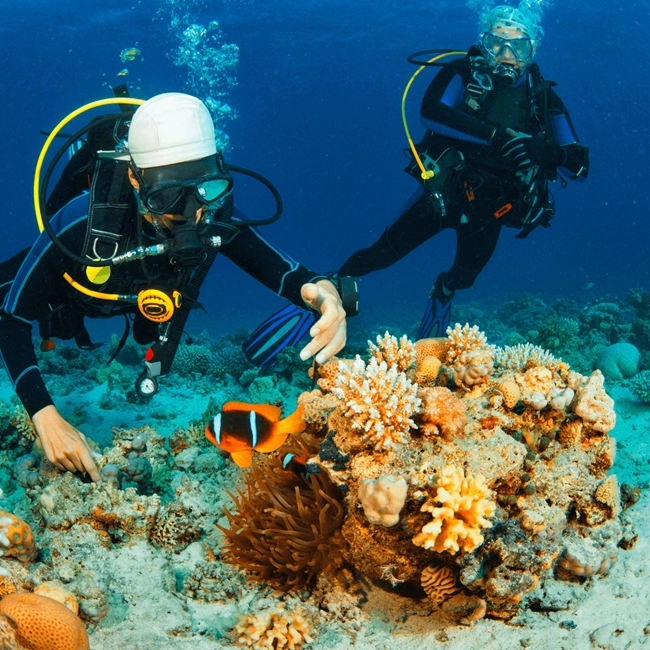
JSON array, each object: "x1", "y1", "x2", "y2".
[
  {"x1": 445, "y1": 323, "x2": 493, "y2": 364},
  {"x1": 368, "y1": 331, "x2": 416, "y2": 373},
  {"x1": 332, "y1": 356, "x2": 420, "y2": 450},
  {"x1": 413, "y1": 465, "x2": 495, "y2": 555},
  {"x1": 495, "y1": 343, "x2": 561, "y2": 372}
]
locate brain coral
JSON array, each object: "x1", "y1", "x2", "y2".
[
  {"x1": 0, "y1": 592, "x2": 89, "y2": 650},
  {"x1": 421, "y1": 564, "x2": 461, "y2": 605},
  {"x1": 412, "y1": 465, "x2": 495, "y2": 554}
]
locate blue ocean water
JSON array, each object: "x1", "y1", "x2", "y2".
[{"x1": 1, "y1": 0, "x2": 648, "y2": 340}]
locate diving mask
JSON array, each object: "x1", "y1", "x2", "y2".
[
  {"x1": 481, "y1": 31, "x2": 534, "y2": 62},
  {"x1": 135, "y1": 173, "x2": 232, "y2": 216},
  {"x1": 131, "y1": 154, "x2": 233, "y2": 217}
]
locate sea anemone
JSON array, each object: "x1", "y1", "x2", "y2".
[{"x1": 218, "y1": 437, "x2": 345, "y2": 591}]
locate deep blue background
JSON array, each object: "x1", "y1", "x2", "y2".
[{"x1": 1, "y1": 0, "x2": 648, "y2": 340}]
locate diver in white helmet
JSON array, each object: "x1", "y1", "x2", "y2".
[
  {"x1": 336, "y1": 3, "x2": 589, "y2": 339},
  {"x1": 0, "y1": 92, "x2": 357, "y2": 481}
]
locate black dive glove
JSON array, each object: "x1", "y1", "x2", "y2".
[{"x1": 492, "y1": 127, "x2": 567, "y2": 172}]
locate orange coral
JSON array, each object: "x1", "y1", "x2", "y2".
[
  {"x1": 413, "y1": 465, "x2": 495, "y2": 554},
  {"x1": 0, "y1": 592, "x2": 89, "y2": 650},
  {"x1": 414, "y1": 356, "x2": 442, "y2": 387},
  {"x1": 0, "y1": 576, "x2": 17, "y2": 598},
  {"x1": 481, "y1": 416, "x2": 500, "y2": 430},
  {"x1": 416, "y1": 387, "x2": 467, "y2": 440},
  {"x1": 497, "y1": 379, "x2": 520, "y2": 409},
  {"x1": 0, "y1": 512, "x2": 37, "y2": 563},
  {"x1": 309, "y1": 358, "x2": 343, "y2": 392},
  {"x1": 234, "y1": 606, "x2": 315, "y2": 649},
  {"x1": 415, "y1": 338, "x2": 450, "y2": 366}
]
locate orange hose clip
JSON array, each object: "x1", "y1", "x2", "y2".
[{"x1": 494, "y1": 203, "x2": 513, "y2": 218}]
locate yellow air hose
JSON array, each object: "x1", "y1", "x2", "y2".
[
  {"x1": 34, "y1": 97, "x2": 145, "y2": 233},
  {"x1": 401, "y1": 51, "x2": 466, "y2": 180}
]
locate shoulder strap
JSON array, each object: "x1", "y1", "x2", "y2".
[{"x1": 82, "y1": 158, "x2": 136, "y2": 262}]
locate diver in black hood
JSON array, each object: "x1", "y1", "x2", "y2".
[{"x1": 338, "y1": 4, "x2": 589, "y2": 338}]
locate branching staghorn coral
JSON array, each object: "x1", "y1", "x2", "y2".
[
  {"x1": 218, "y1": 438, "x2": 345, "y2": 591},
  {"x1": 331, "y1": 356, "x2": 420, "y2": 450},
  {"x1": 413, "y1": 465, "x2": 496, "y2": 555}
]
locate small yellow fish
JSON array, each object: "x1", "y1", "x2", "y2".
[
  {"x1": 117, "y1": 69, "x2": 129, "y2": 77},
  {"x1": 120, "y1": 47, "x2": 141, "y2": 63}
]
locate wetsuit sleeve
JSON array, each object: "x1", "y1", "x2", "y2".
[
  {"x1": 420, "y1": 62, "x2": 496, "y2": 145},
  {"x1": 0, "y1": 197, "x2": 88, "y2": 417},
  {"x1": 547, "y1": 89, "x2": 590, "y2": 180},
  {"x1": 219, "y1": 208, "x2": 327, "y2": 306}
]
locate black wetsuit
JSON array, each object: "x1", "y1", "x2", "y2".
[
  {"x1": 0, "y1": 193, "x2": 323, "y2": 417},
  {"x1": 339, "y1": 48, "x2": 589, "y2": 293}
]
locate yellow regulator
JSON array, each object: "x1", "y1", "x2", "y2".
[{"x1": 137, "y1": 288, "x2": 182, "y2": 323}]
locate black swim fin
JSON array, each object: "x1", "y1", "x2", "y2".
[
  {"x1": 243, "y1": 303, "x2": 316, "y2": 367},
  {"x1": 416, "y1": 293, "x2": 452, "y2": 340}
]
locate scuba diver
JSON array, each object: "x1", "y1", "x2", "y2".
[
  {"x1": 0, "y1": 92, "x2": 357, "y2": 482},
  {"x1": 242, "y1": 4, "x2": 588, "y2": 365},
  {"x1": 337, "y1": 4, "x2": 589, "y2": 338}
]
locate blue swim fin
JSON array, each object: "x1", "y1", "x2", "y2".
[
  {"x1": 416, "y1": 294, "x2": 452, "y2": 340},
  {"x1": 243, "y1": 303, "x2": 316, "y2": 367}
]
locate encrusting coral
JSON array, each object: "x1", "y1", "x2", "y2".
[
  {"x1": 298, "y1": 327, "x2": 630, "y2": 621},
  {"x1": 358, "y1": 475, "x2": 408, "y2": 527}
]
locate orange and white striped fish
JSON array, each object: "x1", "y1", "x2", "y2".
[{"x1": 204, "y1": 401, "x2": 305, "y2": 468}]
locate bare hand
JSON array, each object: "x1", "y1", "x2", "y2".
[
  {"x1": 32, "y1": 405, "x2": 100, "y2": 482},
  {"x1": 299, "y1": 280, "x2": 347, "y2": 364}
]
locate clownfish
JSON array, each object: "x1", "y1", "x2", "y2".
[
  {"x1": 204, "y1": 401, "x2": 305, "y2": 468},
  {"x1": 280, "y1": 447, "x2": 310, "y2": 476}
]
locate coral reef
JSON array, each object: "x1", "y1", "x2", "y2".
[{"x1": 300, "y1": 326, "x2": 629, "y2": 621}]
